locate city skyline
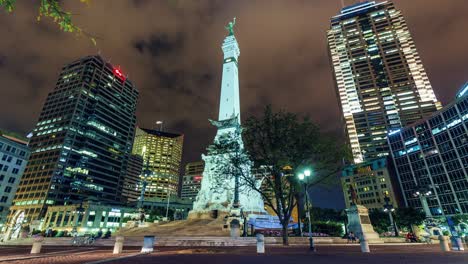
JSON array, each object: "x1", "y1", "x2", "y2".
[
  {"x1": 0, "y1": 1, "x2": 467, "y2": 259},
  {"x1": 0, "y1": 0, "x2": 467, "y2": 167}
]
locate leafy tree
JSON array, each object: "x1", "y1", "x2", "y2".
[
  {"x1": 147, "y1": 208, "x2": 175, "y2": 222},
  {"x1": 309, "y1": 207, "x2": 346, "y2": 223},
  {"x1": 0, "y1": 0, "x2": 96, "y2": 44},
  {"x1": 452, "y1": 214, "x2": 468, "y2": 226},
  {"x1": 395, "y1": 207, "x2": 425, "y2": 231},
  {"x1": 209, "y1": 106, "x2": 349, "y2": 245},
  {"x1": 369, "y1": 209, "x2": 391, "y2": 234}
]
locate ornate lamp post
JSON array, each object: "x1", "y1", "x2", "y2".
[
  {"x1": 383, "y1": 196, "x2": 399, "y2": 237},
  {"x1": 413, "y1": 186, "x2": 433, "y2": 218},
  {"x1": 298, "y1": 169, "x2": 315, "y2": 251}
]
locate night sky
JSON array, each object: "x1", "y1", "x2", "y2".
[{"x1": 1, "y1": 0, "x2": 467, "y2": 209}]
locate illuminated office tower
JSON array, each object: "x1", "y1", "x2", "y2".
[
  {"x1": 0, "y1": 132, "x2": 30, "y2": 230},
  {"x1": 181, "y1": 161, "x2": 204, "y2": 200},
  {"x1": 122, "y1": 154, "x2": 143, "y2": 203},
  {"x1": 327, "y1": 1, "x2": 441, "y2": 163},
  {"x1": 388, "y1": 83, "x2": 468, "y2": 215},
  {"x1": 8, "y1": 55, "x2": 139, "y2": 225},
  {"x1": 132, "y1": 127, "x2": 184, "y2": 199}
]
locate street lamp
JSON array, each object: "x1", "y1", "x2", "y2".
[
  {"x1": 156, "y1": 121, "x2": 163, "y2": 131},
  {"x1": 413, "y1": 185, "x2": 433, "y2": 218},
  {"x1": 383, "y1": 196, "x2": 399, "y2": 237},
  {"x1": 298, "y1": 169, "x2": 315, "y2": 252}
]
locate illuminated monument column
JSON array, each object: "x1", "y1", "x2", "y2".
[{"x1": 190, "y1": 19, "x2": 265, "y2": 218}]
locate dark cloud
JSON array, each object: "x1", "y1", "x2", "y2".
[
  {"x1": 134, "y1": 33, "x2": 185, "y2": 57},
  {"x1": 0, "y1": 0, "x2": 467, "y2": 209}
]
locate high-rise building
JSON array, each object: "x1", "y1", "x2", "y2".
[
  {"x1": 341, "y1": 157, "x2": 401, "y2": 210},
  {"x1": 388, "y1": 83, "x2": 468, "y2": 216},
  {"x1": 132, "y1": 127, "x2": 183, "y2": 199},
  {"x1": 0, "y1": 132, "x2": 30, "y2": 229},
  {"x1": 122, "y1": 154, "x2": 143, "y2": 203},
  {"x1": 8, "y1": 55, "x2": 139, "y2": 228},
  {"x1": 328, "y1": 1, "x2": 441, "y2": 163},
  {"x1": 181, "y1": 161, "x2": 204, "y2": 200}
]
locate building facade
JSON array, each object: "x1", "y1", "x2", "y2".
[
  {"x1": 8, "y1": 55, "x2": 139, "y2": 227},
  {"x1": 341, "y1": 157, "x2": 400, "y2": 210},
  {"x1": 388, "y1": 84, "x2": 468, "y2": 216},
  {"x1": 0, "y1": 133, "x2": 30, "y2": 229},
  {"x1": 327, "y1": 1, "x2": 441, "y2": 163},
  {"x1": 42, "y1": 199, "x2": 135, "y2": 234},
  {"x1": 132, "y1": 127, "x2": 183, "y2": 199},
  {"x1": 181, "y1": 161, "x2": 204, "y2": 200},
  {"x1": 122, "y1": 154, "x2": 143, "y2": 203},
  {"x1": 140, "y1": 195, "x2": 193, "y2": 220}
]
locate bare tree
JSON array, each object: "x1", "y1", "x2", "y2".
[{"x1": 209, "y1": 106, "x2": 350, "y2": 245}]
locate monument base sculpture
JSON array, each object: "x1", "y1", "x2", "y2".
[{"x1": 346, "y1": 204, "x2": 382, "y2": 244}]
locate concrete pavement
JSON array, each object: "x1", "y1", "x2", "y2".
[{"x1": 0, "y1": 244, "x2": 466, "y2": 264}]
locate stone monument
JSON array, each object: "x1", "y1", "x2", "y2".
[
  {"x1": 345, "y1": 185, "x2": 382, "y2": 243},
  {"x1": 189, "y1": 18, "x2": 266, "y2": 222}
]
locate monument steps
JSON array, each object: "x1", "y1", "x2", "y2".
[{"x1": 117, "y1": 218, "x2": 230, "y2": 237}]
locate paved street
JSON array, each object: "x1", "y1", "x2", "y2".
[{"x1": 0, "y1": 244, "x2": 466, "y2": 264}]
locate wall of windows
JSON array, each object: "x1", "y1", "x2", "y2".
[
  {"x1": 0, "y1": 135, "x2": 30, "y2": 229},
  {"x1": 8, "y1": 55, "x2": 139, "y2": 224},
  {"x1": 328, "y1": 1, "x2": 441, "y2": 163},
  {"x1": 388, "y1": 91, "x2": 468, "y2": 215}
]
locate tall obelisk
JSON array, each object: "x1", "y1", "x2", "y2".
[{"x1": 189, "y1": 18, "x2": 265, "y2": 219}]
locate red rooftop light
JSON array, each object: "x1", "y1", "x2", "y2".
[{"x1": 113, "y1": 67, "x2": 126, "y2": 82}]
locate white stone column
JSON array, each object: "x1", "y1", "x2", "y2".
[{"x1": 113, "y1": 236, "x2": 124, "y2": 254}]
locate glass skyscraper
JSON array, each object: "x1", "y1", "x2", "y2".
[
  {"x1": 328, "y1": 1, "x2": 441, "y2": 163},
  {"x1": 388, "y1": 83, "x2": 468, "y2": 216},
  {"x1": 8, "y1": 55, "x2": 139, "y2": 224},
  {"x1": 0, "y1": 132, "x2": 30, "y2": 230}
]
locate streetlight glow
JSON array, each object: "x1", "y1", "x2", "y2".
[{"x1": 297, "y1": 168, "x2": 315, "y2": 251}]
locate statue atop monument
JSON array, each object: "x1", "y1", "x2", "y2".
[
  {"x1": 349, "y1": 184, "x2": 358, "y2": 206},
  {"x1": 225, "y1": 17, "x2": 236, "y2": 36}
]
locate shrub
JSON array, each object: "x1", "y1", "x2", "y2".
[
  {"x1": 31, "y1": 229, "x2": 42, "y2": 235},
  {"x1": 310, "y1": 221, "x2": 343, "y2": 237}
]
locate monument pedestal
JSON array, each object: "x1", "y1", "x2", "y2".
[{"x1": 346, "y1": 205, "x2": 382, "y2": 244}]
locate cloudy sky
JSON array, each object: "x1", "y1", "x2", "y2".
[{"x1": 1, "y1": 0, "x2": 467, "y2": 208}]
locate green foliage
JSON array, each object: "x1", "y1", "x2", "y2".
[
  {"x1": 395, "y1": 207, "x2": 425, "y2": 230},
  {"x1": 0, "y1": 0, "x2": 15, "y2": 12},
  {"x1": 369, "y1": 209, "x2": 391, "y2": 234},
  {"x1": 243, "y1": 105, "x2": 349, "y2": 220},
  {"x1": 147, "y1": 208, "x2": 175, "y2": 221},
  {"x1": 0, "y1": 0, "x2": 96, "y2": 45},
  {"x1": 31, "y1": 229, "x2": 42, "y2": 235},
  {"x1": 309, "y1": 207, "x2": 346, "y2": 223},
  {"x1": 311, "y1": 221, "x2": 344, "y2": 237},
  {"x1": 452, "y1": 214, "x2": 468, "y2": 225}
]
